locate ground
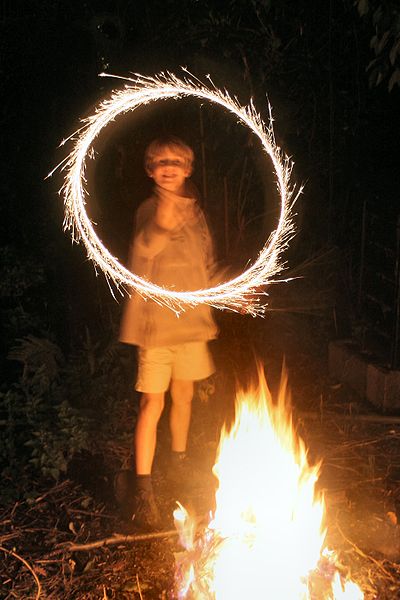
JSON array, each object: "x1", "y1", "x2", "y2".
[{"x1": 1, "y1": 312, "x2": 400, "y2": 598}]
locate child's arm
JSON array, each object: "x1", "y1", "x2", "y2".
[
  {"x1": 132, "y1": 218, "x2": 169, "y2": 262},
  {"x1": 124, "y1": 201, "x2": 163, "y2": 267},
  {"x1": 143, "y1": 196, "x2": 195, "y2": 253},
  {"x1": 154, "y1": 194, "x2": 193, "y2": 231},
  {"x1": 130, "y1": 196, "x2": 194, "y2": 261}
]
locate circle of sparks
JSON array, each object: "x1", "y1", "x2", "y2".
[{"x1": 54, "y1": 71, "x2": 299, "y2": 316}]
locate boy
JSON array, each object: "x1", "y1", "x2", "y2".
[{"x1": 118, "y1": 135, "x2": 218, "y2": 529}]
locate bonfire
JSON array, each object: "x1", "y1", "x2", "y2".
[{"x1": 174, "y1": 367, "x2": 364, "y2": 599}]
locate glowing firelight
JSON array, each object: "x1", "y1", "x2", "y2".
[
  {"x1": 174, "y1": 368, "x2": 364, "y2": 599},
  {"x1": 50, "y1": 71, "x2": 300, "y2": 315}
]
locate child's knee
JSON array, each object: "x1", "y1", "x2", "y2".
[
  {"x1": 170, "y1": 380, "x2": 194, "y2": 404},
  {"x1": 140, "y1": 392, "x2": 165, "y2": 418}
]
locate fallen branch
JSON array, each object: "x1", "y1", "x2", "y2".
[
  {"x1": 56, "y1": 528, "x2": 179, "y2": 552},
  {"x1": 0, "y1": 532, "x2": 20, "y2": 544},
  {"x1": 336, "y1": 524, "x2": 396, "y2": 581},
  {"x1": 299, "y1": 410, "x2": 400, "y2": 425},
  {"x1": 136, "y1": 573, "x2": 144, "y2": 600},
  {"x1": 66, "y1": 507, "x2": 115, "y2": 519},
  {"x1": 0, "y1": 545, "x2": 42, "y2": 599}
]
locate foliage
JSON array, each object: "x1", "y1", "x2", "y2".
[
  {"x1": 60, "y1": 327, "x2": 136, "y2": 461},
  {"x1": 0, "y1": 246, "x2": 45, "y2": 299},
  {"x1": 356, "y1": 0, "x2": 400, "y2": 90},
  {"x1": 0, "y1": 336, "x2": 88, "y2": 503},
  {"x1": 0, "y1": 303, "x2": 136, "y2": 504},
  {"x1": 0, "y1": 232, "x2": 136, "y2": 504},
  {"x1": 0, "y1": 246, "x2": 47, "y2": 352}
]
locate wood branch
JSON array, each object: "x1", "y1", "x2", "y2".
[
  {"x1": 336, "y1": 523, "x2": 396, "y2": 580},
  {"x1": 298, "y1": 410, "x2": 400, "y2": 425},
  {"x1": 66, "y1": 507, "x2": 115, "y2": 519},
  {"x1": 56, "y1": 528, "x2": 179, "y2": 553},
  {"x1": 0, "y1": 546, "x2": 42, "y2": 599}
]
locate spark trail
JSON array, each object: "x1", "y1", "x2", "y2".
[{"x1": 52, "y1": 71, "x2": 301, "y2": 315}]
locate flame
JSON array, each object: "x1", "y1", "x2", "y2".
[
  {"x1": 175, "y1": 367, "x2": 364, "y2": 599},
  {"x1": 332, "y1": 572, "x2": 365, "y2": 599}
]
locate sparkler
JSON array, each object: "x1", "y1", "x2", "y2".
[{"x1": 52, "y1": 71, "x2": 301, "y2": 315}]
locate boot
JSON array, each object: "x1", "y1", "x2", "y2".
[
  {"x1": 114, "y1": 469, "x2": 136, "y2": 520},
  {"x1": 133, "y1": 486, "x2": 162, "y2": 531}
]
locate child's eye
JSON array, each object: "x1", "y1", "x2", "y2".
[{"x1": 157, "y1": 159, "x2": 184, "y2": 167}]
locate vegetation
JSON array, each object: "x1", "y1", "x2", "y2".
[{"x1": 356, "y1": 0, "x2": 400, "y2": 91}]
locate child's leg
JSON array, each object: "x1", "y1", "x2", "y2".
[
  {"x1": 135, "y1": 392, "x2": 165, "y2": 474},
  {"x1": 169, "y1": 342, "x2": 214, "y2": 455},
  {"x1": 131, "y1": 391, "x2": 165, "y2": 529},
  {"x1": 169, "y1": 380, "x2": 194, "y2": 452}
]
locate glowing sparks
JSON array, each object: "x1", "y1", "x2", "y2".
[
  {"x1": 175, "y1": 367, "x2": 364, "y2": 599},
  {"x1": 53, "y1": 71, "x2": 300, "y2": 315}
]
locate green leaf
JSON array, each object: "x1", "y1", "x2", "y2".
[
  {"x1": 388, "y1": 68, "x2": 400, "y2": 91},
  {"x1": 81, "y1": 497, "x2": 91, "y2": 509},
  {"x1": 372, "y1": 6, "x2": 383, "y2": 27},
  {"x1": 377, "y1": 30, "x2": 390, "y2": 54},
  {"x1": 83, "y1": 558, "x2": 97, "y2": 573},
  {"x1": 389, "y1": 38, "x2": 400, "y2": 65},
  {"x1": 357, "y1": 0, "x2": 369, "y2": 18},
  {"x1": 49, "y1": 468, "x2": 60, "y2": 480},
  {"x1": 370, "y1": 34, "x2": 378, "y2": 51}
]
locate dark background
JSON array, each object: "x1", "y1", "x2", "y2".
[
  {"x1": 1, "y1": 0, "x2": 399, "y2": 373},
  {"x1": 1, "y1": 1, "x2": 400, "y2": 447}
]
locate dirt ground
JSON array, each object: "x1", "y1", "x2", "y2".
[{"x1": 2, "y1": 311, "x2": 400, "y2": 598}]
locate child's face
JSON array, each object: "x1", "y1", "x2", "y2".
[{"x1": 148, "y1": 148, "x2": 191, "y2": 194}]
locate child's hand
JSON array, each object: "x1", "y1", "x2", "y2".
[{"x1": 156, "y1": 196, "x2": 194, "y2": 231}]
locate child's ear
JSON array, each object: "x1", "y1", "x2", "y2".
[
  {"x1": 185, "y1": 165, "x2": 193, "y2": 178},
  {"x1": 146, "y1": 167, "x2": 154, "y2": 178}
]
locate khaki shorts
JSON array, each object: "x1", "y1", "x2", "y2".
[{"x1": 136, "y1": 341, "x2": 215, "y2": 393}]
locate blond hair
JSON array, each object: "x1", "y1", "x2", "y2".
[{"x1": 144, "y1": 135, "x2": 194, "y2": 173}]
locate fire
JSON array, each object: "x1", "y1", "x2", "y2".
[{"x1": 174, "y1": 367, "x2": 364, "y2": 599}]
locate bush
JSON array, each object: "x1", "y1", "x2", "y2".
[{"x1": 0, "y1": 336, "x2": 88, "y2": 503}]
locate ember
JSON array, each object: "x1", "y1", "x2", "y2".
[{"x1": 174, "y1": 367, "x2": 364, "y2": 599}]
